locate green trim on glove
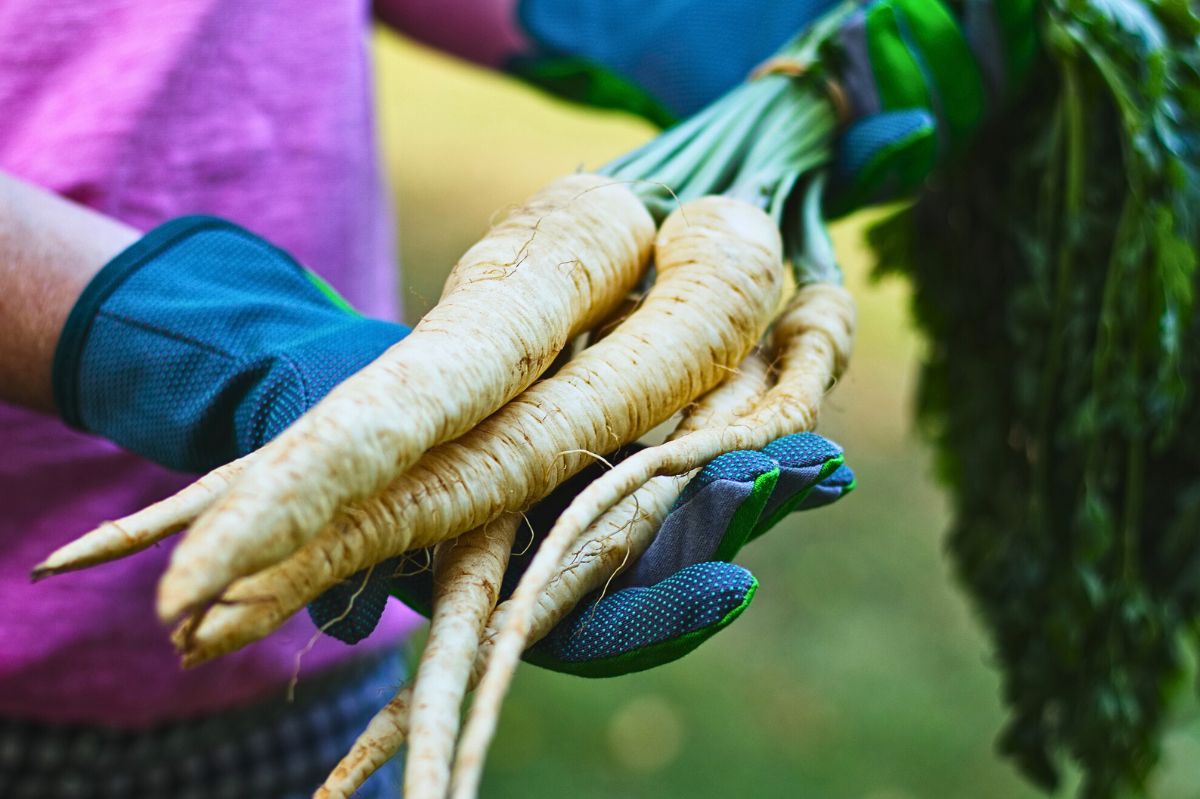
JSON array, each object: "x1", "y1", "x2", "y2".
[
  {"x1": 750, "y1": 462, "x2": 856, "y2": 543},
  {"x1": 711, "y1": 467, "x2": 780, "y2": 563},
  {"x1": 302, "y1": 269, "x2": 359, "y2": 317},
  {"x1": 506, "y1": 54, "x2": 678, "y2": 128},
  {"x1": 831, "y1": 0, "x2": 1041, "y2": 214}
]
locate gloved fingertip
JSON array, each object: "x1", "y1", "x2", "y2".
[
  {"x1": 838, "y1": 109, "x2": 936, "y2": 177},
  {"x1": 632, "y1": 460, "x2": 777, "y2": 587},
  {"x1": 829, "y1": 109, "x2": 939, "y2": 216},
  {"x1": 825, "y1": 464, "x2": 857, "y2": 492},
  {"x1": 797, "y1": 464, "x2": 858, "y2": 510},
  {"x1": 307, "y1": 562, "x2": 398, "y2": 644},
  {"x1": 762, "y1": 432, "x2": 843, "y2": 470},
  {"x1": 748, "y1": 446, "x2": 850, "y2": 540},
  {"x1": 527, "y1": 562, "x2": 757, "y2": 678},
  {"x1": 681, "y1": 449, "x2": 777, "y2": 502}
]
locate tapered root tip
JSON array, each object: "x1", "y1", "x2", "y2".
[
  {"x1": 30, "y1": 544, "x2": 92, "y2": 581},
  {"x1": 157, "y1": 602, "x2": 186, "y2": 626},
  {"x1": 315, "y1": 747, "x2": 389, "y2": 799},
  {"x1": 313, "y1": 783, "x2": 346, "y2": 799},
  {"x1": 157, "y1": 597, "x2": 197, "y2": 626},
  {"x1": 171, "y1": 597, "x2": 272, "y2": 668},
  {"x1": 315, "y1": 786, "x2": 354, "y2": 799},
  {"x1": 29, "y1": 562, "x2": 58, "y2": 582},
  {"x1": 179, "y1": 649, "x2": 213, "y2": 670},
  {"x1": 316, "y1": 754, "x2": 370, "y2": 799},
  {"x1": 172, "y1": 624, "x2": 209, "y2": 670}
]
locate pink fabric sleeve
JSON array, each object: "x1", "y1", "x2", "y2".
[
  {"x1": 373, "y1": 0, "x2": 530, "y2": 68},
  {"x1": 0, "y1": 0, "x2": 419, "y2": 726}
]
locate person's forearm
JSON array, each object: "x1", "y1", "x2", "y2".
[
  {"x1": 0, "y1": 173, "x2": 138, "y2": 412},
  {"x1": 373, "y1": 0, "x2": 528, "y2": 69}
]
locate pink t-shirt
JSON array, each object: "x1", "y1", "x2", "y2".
[{"x1": 0, "y1": 0, "x2": 528, "y2": 726}]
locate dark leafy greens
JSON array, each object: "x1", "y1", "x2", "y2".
[{"x1": 872, "y1": 0, "x2": 1200, "y2": 794}]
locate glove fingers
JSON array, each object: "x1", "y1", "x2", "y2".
[
  {"x1": 625, "y1": 434, "x2": 845, "y2": 588},
  {"x1": 308, "y1": 556, "x2": 406, "y2": 644},
  {"x1": 756, "y1": 433, "x2": 844, "y2": 522},
  {"x1": 748, "y1": 463, "x2": 856, "y2": 545},
  {"x1": 796, "y1": 464, "x2": 857, "y2": 511},
  {"x1": 526, "y1": 562, "x2": 757, "y2": 678},
  {"x1": 310, "y1": 439, "x2": 848, "y2": 643},
  {"x1": 625, "y1": 450, "x2": 779, "y2": 588}
]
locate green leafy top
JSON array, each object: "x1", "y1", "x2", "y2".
[{"x1": 871, "y1": 1, "x2": 1200, "y2": 794}]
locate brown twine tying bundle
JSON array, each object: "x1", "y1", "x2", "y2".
[
  {"x1": 750, "y1": 55, "x2": 812, "y2": 80},
  {"x1": 749, "y1": 56, "x2": 852, "y2": 127}
]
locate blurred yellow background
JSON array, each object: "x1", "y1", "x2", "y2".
[{"x1": 370, "y1": 28, "x2": 1200, "y2": 799}]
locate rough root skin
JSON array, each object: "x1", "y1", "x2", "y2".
[
  {"x1": 313, "y1": 688, "x2": 412, "y2": 799},
  {"x1": 451, "y1": 283, "x2": 854, "y2": 796},
  {"x1": 158, "y1": 175, "x2": 654, "y2": 622},
  {"x1": 179, "y1": 196, "x2": 785, "y2": 666},
  {"x1": 492, "y1": 347, "x2": 773, "y2": 659},
  {"x1": 404, "y1": 515, "x2": 518, "y2": 799},
  {"x1": 314, "y1": 352, "x2": 768, "y2": 798}
]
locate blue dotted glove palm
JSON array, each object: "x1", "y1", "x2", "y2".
[
  {"x1": 311, "y1": 433, "x2": 854, "y2": 677},
  {"x1": 54, "y1": 216, "x2": 409, "y2": 473}
]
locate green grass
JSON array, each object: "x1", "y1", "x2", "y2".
[{"x1": 372, "y1": 29, "x2": 1050, "y2": 798}]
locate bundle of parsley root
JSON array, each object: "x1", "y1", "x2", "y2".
[
  {"x1": 33, "y1": 7, "x2": 859, "y2": 799},
  {"x1": 872, "y1": 0, "x2": 1200, "y2": 794},
  {"x1": 33, "y1": 0, "x2": 1200, "y2": 796}
]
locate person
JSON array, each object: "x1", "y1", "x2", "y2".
[{"x1": 0, "y1": 0, "x2": 1012, "y2": 795}]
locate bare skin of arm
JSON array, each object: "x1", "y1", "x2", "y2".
[{"x1": 0, "y1": 173, "x2": 139, "y2": 412}]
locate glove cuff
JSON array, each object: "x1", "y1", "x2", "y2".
[
  {"x1": 52, "y1": 214, "x2": 393, "y2": 472},
  {"x1": 53, "y1": 216, "x2": 265, "y2": 428},
  {"x1": 55, "y1": 211, "x2": 226, "y2": 422}
]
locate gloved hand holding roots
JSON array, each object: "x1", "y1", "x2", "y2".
[{"x1": 32, "y1": 1, "x2": 1037, "y2": 796}]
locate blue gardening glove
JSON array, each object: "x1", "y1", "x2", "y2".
[
  {"x1": 311, "y1": 433, "x2": 854, "y2": 677},
  {"x1": 527, "y1": 434, "x2": 854, "y2": 677},
  {"x1": 511, "y1": 0, "x2": 843, "y2": 123},
  {"x1": 509, "y1": 0, "x2": 1036, "y2": 213},
  {"x1": 827, "y1": 0, "x2": 1039, "y2": 213},
  {"x1": 53, "y1": 216, "x2": 408, "y2": 473}
]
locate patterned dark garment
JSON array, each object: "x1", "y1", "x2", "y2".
[{"x1": 0, "y1": 652, "x2": 404, "y2": 799}]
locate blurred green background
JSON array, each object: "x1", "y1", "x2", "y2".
[{"x1": 370, "y1": 30, "x2": 1200, "y2": 799}]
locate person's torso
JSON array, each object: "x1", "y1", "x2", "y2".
[{"x1": 0, "y1": 0, "x2": 417, "y2": 726}]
